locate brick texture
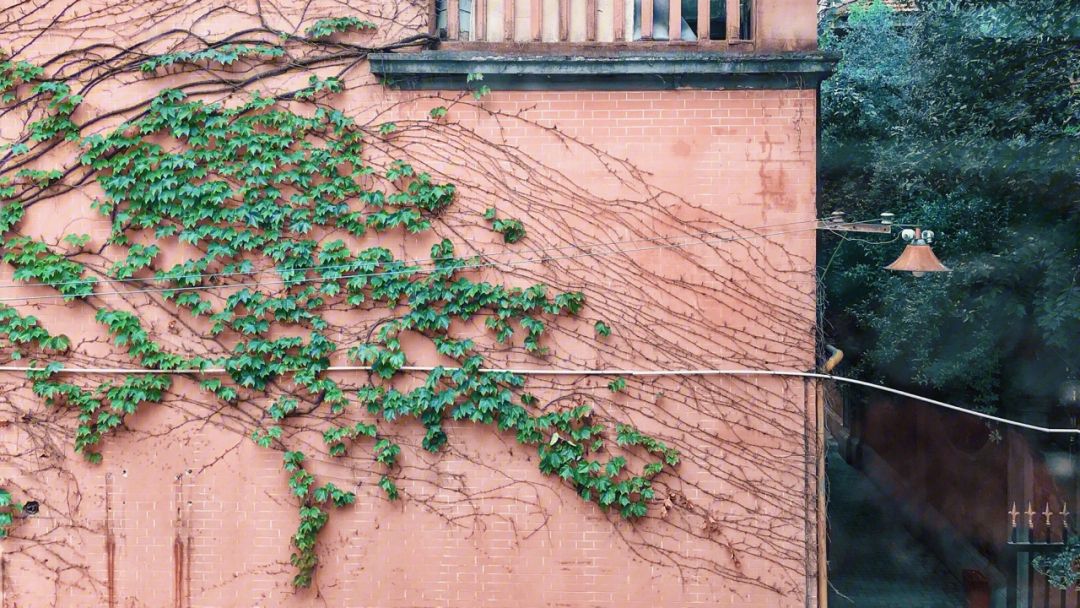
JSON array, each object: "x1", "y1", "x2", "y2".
[{"x1": 1, "y1": 18, "x2": 820, "y2": 606}]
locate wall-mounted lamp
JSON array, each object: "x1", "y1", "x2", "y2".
[
  {"x1": 819, "y1": 212, "x2": 951, "y2": 278},
  {"x1": 885, "y1": 227, "x2": 950, "y2": 277}
]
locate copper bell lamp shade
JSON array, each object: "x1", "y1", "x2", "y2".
[{"x1": 885, "y1": 228, "x2": 950, "y2": 277}]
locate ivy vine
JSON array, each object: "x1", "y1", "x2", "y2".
[
  {"x1": 483, "y1": 206, "x2": 527, "y2": 243},
  {"x1": 0, "y1": 24, "x2": 680, "y2": 588},
  {"x1": 1034, "y1": 539, "x2": 1080, "y2": 590},
  {"x1": 0, "y1": 488, "x2": 21, "y2": 538}
]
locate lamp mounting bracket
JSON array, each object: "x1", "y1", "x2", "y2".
[{"x1": 816, "y1": 220, "x2": 893, "y2": 234}]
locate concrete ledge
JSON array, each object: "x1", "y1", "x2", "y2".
[{"x1": 369, "y1": 50, "x2": 838, "y2": 90}]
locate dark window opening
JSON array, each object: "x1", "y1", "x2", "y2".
[
  {"x1": 434, "y1": 0, "x2": 474, "y2": 41},
  {"x1": 648, "y1": 0, "x2": 751, "y2": 41},
  {"x1": 740, "y1": 0, "x2": 752, "y2": 40},
  {"x1": 433, "y1": 0, "x2": 750, "y2": 43},
  {"x1": 633, "y1": 0, "x2": 697, "y2": 41}
]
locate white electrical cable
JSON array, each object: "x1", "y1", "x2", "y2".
[{"x1": 0, "y1": 364, "x2": 1067, "y2": 434}]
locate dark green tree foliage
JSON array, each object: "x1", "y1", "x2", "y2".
[{"x1": 820, "y1": 0, "x2": 1080, "y2": 418}]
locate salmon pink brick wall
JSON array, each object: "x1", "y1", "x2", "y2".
[{"x1": 0, "y1": 3, "x2": 822, "y2": 606}]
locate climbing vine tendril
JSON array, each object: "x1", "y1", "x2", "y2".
[{"x1": 0, "y1": 25, "x2": 680, "y2": 588}]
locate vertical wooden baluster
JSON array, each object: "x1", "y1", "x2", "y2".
[
  {"x1": 476, "y1": 0, "x2": 487, "y2": 41},
  {"x1": 531, "y1": 0, "x2": 542, "y2": 40},
  {"x1": 726, "y1": 0, "x2": 739, "y2": 41},
  {"x1": 613, "y1": 0, "x2": 625, "y2": 41},
  {"x1": 641, "y1": 0, "x2": 653, "y2": 39},
  {"x1": 586, "y1": 0, "x2": 597, "y2": 41},
  {"x1": 697, "y1": 0, "x2": 710, "y2": 41},
  {"x1": 668, "y1": 0, "x2": 681, "y2": 42},
  {"x1": 559, "y1": 0, "x2": 569, "y2": 40},
  {"x1": 448, "y1": 0, "x2": 461, "y2": 39},
  {"x1": 1028, "y1": 547, "x2": 1036, "y2": 608},
  {"x1": 504, "y1": 0, "x2": 516, "y2": 40}
]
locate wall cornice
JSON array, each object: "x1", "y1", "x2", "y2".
[{"x1": 370, "y1": 50, "x2": 839, "y2": 91}]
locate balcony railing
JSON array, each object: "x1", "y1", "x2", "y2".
[{"x1": 434, "y1": 0, "x2": 753, "y2": 45}]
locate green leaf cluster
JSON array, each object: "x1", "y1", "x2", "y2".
[
  {"x1": 294, "y1": 75, "x2": 343, "y2": 101},
  {"x1": 0, "y1": 58, "x2": 43, "y2": 102},
  {"x1": 282, "y1": 450, "x2": 355, "y2": 587},
  {"x1": 28, "y1": 81, "x2": 81, "y2": 141},
  {"x1": 304, "y1": 17, "x2": 377, "y2": 39},
  {"x1": 1, "y1": 236, "x2": 96, "y2": 299},
  {"x1": 483, "y1": 207, "x2": 527, "y2": 243},
  {"x1": 0, "y1": 304, "x2": 70, "y2": 358},
  {"x1": 139, "y1": 45, "x2": 285, "y2": 73},
  {"x1": 0, "y1": 488, "x2": 22, "y2": 538},
  {"x1": 29, "y1": 364, "x2": 171, "y2": 462}
]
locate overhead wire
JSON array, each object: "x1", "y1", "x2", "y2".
[
  {"x1": 0, "y1": 362, "x2": 1063, "y2": 434},
  {"x1": 12, "y1": 215, "x2": 1004, "y2": 434},
  {"x1": 0, "y1": 215, "x2": 1035, "y2": 432}
]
